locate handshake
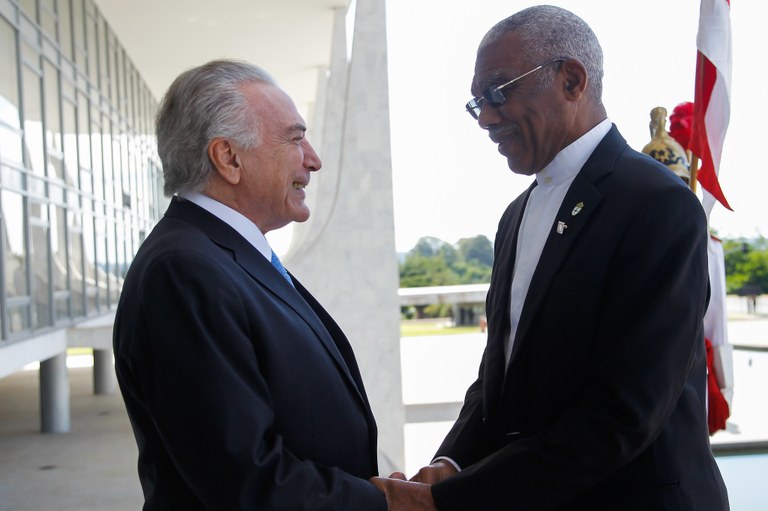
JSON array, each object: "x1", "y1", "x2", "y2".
[{"x1": 369, "y1": 460, "x2": 458, "y2": 510}]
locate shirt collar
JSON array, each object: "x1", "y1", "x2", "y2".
[
  {"x1": 535, "y1": 118, "x2": 612, "y2": 187},
  {"x1": 178, "y1": 191, "x2": 272, "y2": 260}
]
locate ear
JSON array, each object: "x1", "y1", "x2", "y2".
[
  {"x1": 561, "y1": 59, "x2": 588, "y2": 101},
  {"x1": 208, "y1": 137, "x2": 242, "y2": 185}
]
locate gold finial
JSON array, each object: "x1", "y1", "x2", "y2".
[{"x1": 642, "y1": 106, "x2": 690, "y2": 183}]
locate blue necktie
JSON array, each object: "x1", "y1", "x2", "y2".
[{"x1": 270, "y1": 251, "x2": 294, "y2": 286}]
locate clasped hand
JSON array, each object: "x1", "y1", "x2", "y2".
[{"x1": 369, "y1": 461, "x2": 458, "y2": 510}]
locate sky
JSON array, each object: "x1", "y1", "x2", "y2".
[{"x1": 382, "y1": 0, "x2": 767, "y2": 253}]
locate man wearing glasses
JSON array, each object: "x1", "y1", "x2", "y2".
[{"x1": 372, "y1": 6, "x2": 728, "y2": 510}]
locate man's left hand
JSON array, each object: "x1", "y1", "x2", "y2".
[{"x1": 370, "y1": 476, "x2": 437, "y2": 511}]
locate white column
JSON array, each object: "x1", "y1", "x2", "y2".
[
  {"x1": 286, "y1": 0, "x2": 405, "y2": 473},
  {"x1": 93, "y1": 348, "x2": 115, "y2": 394},
  {"x1": 40, "y1": 353, "x2": 70, "y2": 433}
]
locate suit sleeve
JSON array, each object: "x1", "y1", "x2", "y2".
[
  {"x1": 432, "y1": 184, "x2": 710, "y2": 509},
  {"x1": 125, "y1": 251, "x2": 385, "y2": 510}
]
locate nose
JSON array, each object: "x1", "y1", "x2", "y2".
[
  {"x1": 302, "y1": 138, "x2": 322, "y2": 172},
  {"x1": 477, "y1": 101, "x2": 503, "y2": 129}
]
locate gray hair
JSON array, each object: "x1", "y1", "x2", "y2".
[
  {"x1": 156, "y1": 59, "x2": 276, "y2": 196},
  {"x1": 480, "y1": 5, "x2": 604, "y2": 102}
]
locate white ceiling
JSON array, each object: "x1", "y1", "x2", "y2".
[{"x1": 93, "y1": 0, "x2": 350, "y2": 114}]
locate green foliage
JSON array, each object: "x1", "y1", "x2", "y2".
[
  {"x1": 399, "y1": 235, "x2": 493, "y2": 288},
  {"x1": 399, "y1": 254, "x2": 461, "y2": 287},
  {"x1": 400, "y1": 234, "x2": 768, "y2": 297},
  {"x1": 457, "y1": 235, "x2": 494, "y2": 266},
  {"x1": 722, "y1": 236, "x2": 768, "y2": 294}
]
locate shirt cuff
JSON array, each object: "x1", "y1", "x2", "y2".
[{"x1": 431, "y1": 456, "x2": 461, "y2": 473}]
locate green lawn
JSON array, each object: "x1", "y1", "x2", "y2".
[
  {"x1": 67, "y1": 347, "x2": 93, "y2": 356},
  {"x1": 400, "y1": 321, "x2": 483, "y2": 337}
]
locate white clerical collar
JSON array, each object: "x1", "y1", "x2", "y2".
[
  {"x1": 178, "y1": 191, "x2": 272, "y2": 261},
  {"x1": 535, "y1": 118, "x2": 612, "y2": 187}
]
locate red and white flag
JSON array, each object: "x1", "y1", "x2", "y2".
[{"x1": 690, "y1": 0, "x2": 733, "y2": 214}]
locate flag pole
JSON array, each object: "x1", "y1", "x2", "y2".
[{"x1": 689, "y1": 153, "x2": 699, "y2": 193}]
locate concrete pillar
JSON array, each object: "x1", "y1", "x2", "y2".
[
  {"x1": 285, "y1": 0, "x2": 405, "y2": 474},
  {"x1": 39, "y1": 353, "x2": 70, "y2": 433},
  {"x1": 291, "y1": 6, "x2": 349, "y2": 253},
  {"x1": 93, "y1": 348, "x2": 115, "y2": 394}
]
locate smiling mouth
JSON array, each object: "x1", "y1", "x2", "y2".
[
  {"x1": 292, "y1": 182, "x2": 306, "y2": 190},
  {"x1": 490, "y1": 129, "x2": 517, "y2": 145}
]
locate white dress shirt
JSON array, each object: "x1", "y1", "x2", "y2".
[
  {"x1": 178, "y1": 191, "x2": 273, "y2": 261},
  {"x1": 506, "y1": 118, "x2": 612, "y2": 363},
  {"x1": 434, "y1": 120, "x2": 612, "y2": 472}
]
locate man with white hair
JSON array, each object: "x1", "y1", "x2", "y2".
[{"x1": 114, "y1": 59, "x2": 386, "y2": 510}]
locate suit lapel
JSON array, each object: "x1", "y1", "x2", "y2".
[
  {"x1": 232, "y1": 244, "x2": 367, "y2": 404},
  {"x1": 164, "y1": 198, "x2": 366, "y2": 406},
  {"x1": 505, "y1": 126, "x2": 624, "y2": 368},
  {"x1": 485, "y1": 183, "x2": 535, "y2": 410},
  {"x1": 506, "y1": 176, "x2": 603, "y2": 366}
]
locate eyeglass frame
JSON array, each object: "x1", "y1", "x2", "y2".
[{"x1": 465, "y1": 57, "x2": 566, "y2": 119}]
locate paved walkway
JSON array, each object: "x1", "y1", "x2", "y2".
[{"x1": 0, "y1": 366, "x2": 142, "y2": 511}]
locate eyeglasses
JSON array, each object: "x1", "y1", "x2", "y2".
[{"x1": 465, "y1": 58, "x2": 565, "y2": 119}]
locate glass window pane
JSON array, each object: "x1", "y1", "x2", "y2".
[
  {"x1": 58, "y1": 0, "x2": 72, "y2": 60},
  {"x1": 28, "y1": 173, "x2": 46, "y2": 199},
  {"x1": 82, "y1": 207, "x2": 96, "y2": 312},
  {"x1": 54, "y1": 294, "x2": 69, "y2": 322},
  {"x1": 2, "y1": 190, "x2": 29, "y2": 298},
  {"x1": 0, "y1": 18, "x2": 20, "y2": 126},
  {"x1": 20, "y1": 18, "x2": 40, "y2": 54},
  {"x1": 76, "y1": 91, "x2": 90, "y2": 169},
  {"x1": 40, "y1": 9, "x2": 57, "y2": 41},
  {"x1": 97, "y1": 18, "x2": 108, "y2": 97},
  {"x1": 40, "y1": 1, "x2": 56, "y2": 39},
  {"x1": 79, "y1": 167, "x2": 91, "y2": 194},
  {"x1": 49, "y1": 180, "x2": 64, "y2": 205},
  {"x1": 51, "y1": 204, "x2": 67, "y2": 292},
  {"x1": 0, "y1": 127, "x2": 24, "y2": 166},
  {"x1": 20, "y1": 0, "x2": 36, "y2": 20},
  {"x1": 85, "y1": 11, "x2": 97, "y2": 84},
  {"x1": 30, "y1": 219, "x2": 52, "y2": 328},
  {"x1": 22, "y1": 66, "x2": 45, "y2": 176},
  {"x1": 0, "y1": 0, "x2": 17, "y2": 24},
  {"x1": 62, "y1": 98, "x2": 78, "y2": 185},
  {"x1": 8, "y1": 304, "x2": 31, "y2": 334},
  {"x1": 71, "y1": 0, "x2": 85, "y2": 64},
  {"x1": 1, "y1": 0, "x2": 162, "y2": 334},
  {"x1": 101, "y1": 119, "x2": 112, "y2": 201},
  {"x1": 43, "y1": 60, "x2": 63, "y2": 164},
  {"x1": 94, "y1": 215, "x2": 106, "y2": 310},
  {"x1": 1, "y1": 164, "x2": 25, "y2": 192},
  {"x1": 91, "y1": 127, "x2": 104, "y2": 199},
  {"x1": 69, "y1": 210, "x2": 84, "y2": 317},
  {"x1": 107, "y1": 216, "x2": 118, "y2": 305}
]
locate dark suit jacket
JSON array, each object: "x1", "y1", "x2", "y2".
[
  {"x1": 432, "y1": 126, "x2": 729, "y2": 510},
  {"x1": 113, "y1": 197, "x2": 386, "y2": 510}
]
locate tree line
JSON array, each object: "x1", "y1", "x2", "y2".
[
  {"x1": 399, "y1": 234, "x2": 768, "y2": 296},
  {"x1": 722, "y1": 236, "x2": 768, "y2": 295},
  {"x1": 399, "y1": 235, "x2": 493, "y2": 288}
]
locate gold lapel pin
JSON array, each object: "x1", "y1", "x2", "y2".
[{"x1": 571, "y1": 202, "x2": 584, "y2": 216}]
